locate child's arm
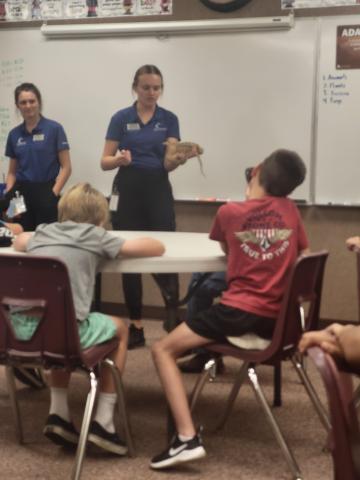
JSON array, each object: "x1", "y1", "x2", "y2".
[
  {"x1": 0, "y1": 220, "x2": 23, "y2": 236},
  {"x1": 337, "y1": 325, "x2": 360, "y2": 367},
  {"x1": 13, "y1": 232, "x2": 33, "y2": 252},
  {"x1": 117, "y1": 237, "x2": 165, "y2": 258}
]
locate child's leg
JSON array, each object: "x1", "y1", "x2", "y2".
[
  {"x1": 98, "y1": 315, "x2": 128, "y2": 392},
  {"x1": 151, "y1": 322, "x2": 211, "y2": 437},
  {"x1": 90, "y1": 315, "x2": 129, "y2": 455},
  {"x1": 48, "y1": 369, "x2": 71, "y2": 420},
  {"x1": 44, "y1": 369, "x2": 78, "y2": 447}
]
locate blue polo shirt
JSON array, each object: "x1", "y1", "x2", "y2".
[
  {"x1": 106, "y1": 104, "x2": 180, "y2": 170},
  {"x1": 5, "y1": 116, "x2": 70, "y2": 182}
]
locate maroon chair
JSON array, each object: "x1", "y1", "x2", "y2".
[
  {"x1": 357, "y1": 252, "x2": 360, "y2": 322},
  {"x1": 307, "y1": 346, "x2": 360, "y2": 480},
  {"x1": 0, "y1": 254, "x2": 134, "y2": 480},
  {"x1": 189, "y1": 251, "x2": 329, "y2": 480}
]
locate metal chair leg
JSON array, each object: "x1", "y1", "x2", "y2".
[
  {"x1": 5, "y1": 366, "x2": 24, "y2": 443},
  {"x1": 353, "y1": 383, "x2": 360, "y2": 409},
  {"x1": 273, "y1": 363, "x2": 282, "y2": 407},
  {"x1": 72, "y1": 371, "x2": 98, "y2": 480},
  {"x1": 189, "y1": 359, "x2": 216, "y2": 412},
  {"x1": 215, "y1": 361, "x2": 249, "y2": 431},
  {"x1": 104, "y1": 358, "x2": 135, "y2": 457},
  {"x1": 291, "y1": 355, "x2": 331, "y2": 432},
  {"x1": 248, "y1": 367, "x2": 302, "y2": 480}
]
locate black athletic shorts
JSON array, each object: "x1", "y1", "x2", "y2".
[{"x1": 186, "y1": 303, "x2": 275, "y2": 343}]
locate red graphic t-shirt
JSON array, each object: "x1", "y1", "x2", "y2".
[{"x1": 210, "y1": 196, "x2": 308, "y2": 319}]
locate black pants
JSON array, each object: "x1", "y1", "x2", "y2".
[
  {"x1": 13, "y1": 181, "x2": 58, "y2": 231},
  {"x1": 112, "y1": 167, "x2": 179, "y2": 321}
]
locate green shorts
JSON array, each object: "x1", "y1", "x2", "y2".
[{"x1": 10, "y1": 311, "x2": 117, "y2": 350}]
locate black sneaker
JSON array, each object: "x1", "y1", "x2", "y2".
[
  {"x1": 128, "y1": 324, "x2": 145, "y2": 350},
  {"x1": 88, "y1": 421, "x2": 128, "y2": 456},
  {"x1": 178, "y1": 353, "x2": 225, "y2": 374},
  {"x1": 13, "y1": 367, "x2": 46, "y2": 389},
  {"x1": 150, "y1": 432, "x2": 206, "y2": 469},
  {"x1": 43, "y1": 414, "x2": 79, "y2": 449}
]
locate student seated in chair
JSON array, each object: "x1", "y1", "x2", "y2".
[
  {"x1": 13, "y1": 182, "x2": 165, "y2": 454},
  {"x1": 150, "y1": 149, "x2": 309, "y2": 469},
  {"x1": 299, "y1": 234, "x2": 360, "y2": 370}
]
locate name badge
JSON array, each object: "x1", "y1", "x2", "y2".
[
  {"x1": 109, "y1": 194, "x2": 119, "y2": 212},
  {"x1": 126, "y1": 123, "x2": 140, "y2": 131},
  {"x1": 33, "y1": 134, "x2": 45, "y2": 141},
  {"x1": 6, "y1": 191, "x2": 27, "y2": 218}
]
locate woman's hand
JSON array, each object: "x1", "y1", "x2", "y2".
[
  {"x1": 115, "y1": 149, "x2": 132, "y2": 167},
  {"x1": 164, "y1": 140, "x2": 204, "y2": 172},
  {"x1": 101, "y1": 140, "x2": 132, "y2": 171}
]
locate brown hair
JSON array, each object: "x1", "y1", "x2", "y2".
[
  {"x1": 58, "y1": 183, "x2": 109, "y2": 227},
  {"x1": 14, "y1": 82, "x2": 42, "y2": 109},
  {"x1": 259, "y1": 149, "x2": 306, "y2": 197},
  {"x1": 132, "y1": 64, "x2": 163, "y2": 90}
]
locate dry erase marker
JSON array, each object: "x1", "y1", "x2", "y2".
[{"x1": 197, "y1": 197, "x2": 216, "y2": 202}]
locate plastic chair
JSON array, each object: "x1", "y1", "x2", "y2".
[
  {"x1": 307, "y1": 346, "x2": 360, "y2": 480},
  {"x1": 357, "y1": 251, "x2": 360, "y2": 322},
  {"x1": 189, "y1": 251, "x2": 329, "y2": 480},
  {"x1": 0, "y1": 254, "x2": 134, "y2": 480}
]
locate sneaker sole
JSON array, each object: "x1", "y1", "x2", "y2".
[
  {"x1": 150, "y1": 446, "x2": 206, "y2": 469},
  {"x1": 88, "y1": 433, "x2": 128, "y2": 456},
  {"x1": 43, "y1": 425, "x2": 78, "y2": 448}
]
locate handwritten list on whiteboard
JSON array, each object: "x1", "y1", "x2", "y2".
[{"x1": 315, "y1": 16, "x2": 360, "y2": 205}]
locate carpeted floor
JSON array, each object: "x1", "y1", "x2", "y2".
[{"x1": 0, "y1": 319, "x2": 335, "y2": 480}]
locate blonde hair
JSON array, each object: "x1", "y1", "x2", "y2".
[{"x1": 58, "y1": 183, "x2": 110, "y2": 227}]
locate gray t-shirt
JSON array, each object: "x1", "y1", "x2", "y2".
[{"x1": 27, "y1": 221, "x2": 125, "y2": 320}]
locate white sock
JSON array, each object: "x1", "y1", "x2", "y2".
[
  {"x1": 49, "y1": 387, "x2": 70, "y2": 421},
  {"x1": 94, "y1": 392, "x2": 117, "y2": 433},
  {"x1": 178, "y1": 433, "x2": 194, "y2": 442}
]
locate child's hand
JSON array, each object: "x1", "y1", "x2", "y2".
[
  {"x1": 346, "y1": 236, "x2": 360, "y2": 252},
  {"x1": 298, "y1": 330, "x2": 333, "y2": 353},
  {"x1": 299, "y1": 323, "x2": 345, "y2": 359},
  {"x1": 298, "y1": 328, "x2": 340, "y2": 355}
]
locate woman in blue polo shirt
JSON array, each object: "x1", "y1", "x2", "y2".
[
  {"x1": 5, "y1": 82, "x2": 72, "y2": 231},
  {"x1": 101, "y1": 64, "x2": 197, "y2": 349}
]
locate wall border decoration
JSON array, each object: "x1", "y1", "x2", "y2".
[{"x1": 199, "y1": 0, "x2": 252, "y2": 13}]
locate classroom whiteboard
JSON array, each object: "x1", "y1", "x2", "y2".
[
  {"x1": 315, "y1": 15, "x2": 360, "y2": 205},
  {"x1": 0, "y1": 19, "x2": 317, "y2": 201}
]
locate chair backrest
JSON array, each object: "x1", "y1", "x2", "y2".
[
  {"x1": 0, "y1": 253, "x2": 83, "y2": 369},
  {"x1": 356, "y1": 252, "x2": 360, "y2": 322},
  {"x1": 208, "y1": 251, "x2": 329, "y2": 364},
  {"x1": 308, "y1": 346, "x2": 360, "y2": 480},
  {"x1": 268, "y1": 250, "x2": 329, "y2": 361}
]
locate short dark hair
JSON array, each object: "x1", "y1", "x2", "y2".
[
  {"x1": 14, "y1": 82, "x2": 42, "y2": 109},
  {"x1": 132, "y1": 65, "x2": 163, "y2": 90},
  {"x1": 259, "y1": 149, "x2": 306, "y2": 197}
]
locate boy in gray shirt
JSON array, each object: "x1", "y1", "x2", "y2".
[{"x1": 13, "y1": 182, "x2": 165, "y2": 455}]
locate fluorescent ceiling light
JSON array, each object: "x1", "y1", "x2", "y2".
[{"x1": 41, "y1": 14, "x2": 295, "y2": 38}]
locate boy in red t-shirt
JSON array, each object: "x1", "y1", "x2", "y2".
[{"x1": 150, "y1": 149, "x2": 309, "y2": 470}]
